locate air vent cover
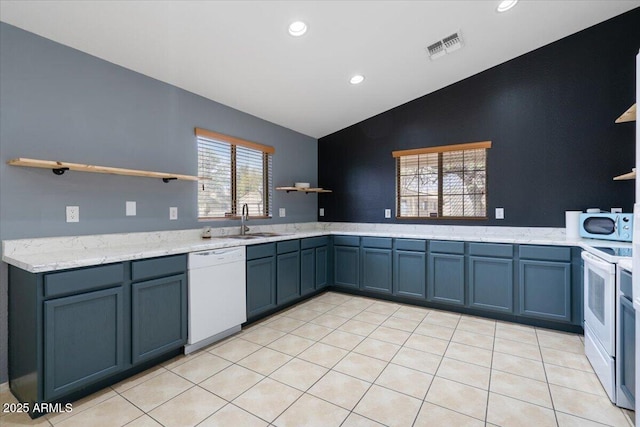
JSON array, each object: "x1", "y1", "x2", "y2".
[{"x1": 427, "y1": 31, "x2": 464, "y2": 60}]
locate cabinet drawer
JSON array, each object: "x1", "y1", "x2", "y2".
[
  {"x1": 395, "y1": 239, "x2": 426, "y2": 252},
  {"x1": 277, "y1": 239, "x2": 300, "y2": 254},
  {"x1": 519, "y1": 245, "x2": 571, "y2": 262},
  {"x1": 333, "y1": 235, "x2": 360, "y2": 247},
  {"x1": 361, "y1": 237, "x2": 392, "y2": 249},
  {"x1": 44, "y1": 263, "x2": 124, "y2": 298},
  {"x1": 246, "y1": 243, "x2": 276, "y2": 260},
  {"x1": 132, "y1": 255, "x2": 187, "y2": 281},
  {"x1": 430, "y1": 240, "x2": 465, "y2": 254},
  {"x1": 469, "y1": 243, "x2": 513, "y2": 258},
  {"x1": 301, "y1": 236, "x2": 329, "y2": 249}
]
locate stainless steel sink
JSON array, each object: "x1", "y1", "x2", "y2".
[{"x1": 217, "y1": 232, "x2": 285, "y2": 239}]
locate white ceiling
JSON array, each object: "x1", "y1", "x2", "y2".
[{"x1": 1, "y1": 1, "x2": 639, "y2": 138}]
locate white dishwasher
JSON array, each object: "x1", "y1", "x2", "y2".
[{"x1": 185, "y1": 246, "x2": 246, "y2": 354}]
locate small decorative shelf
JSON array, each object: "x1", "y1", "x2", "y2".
[
  {"x1": 615, "y1": 104, "x2": 636, "y2": 123},
  {"x1": 276, "y1": 186, "x2": 332, "y2": 194},
  {"x1": 613, "y1": 169, "x2": 636, "y2": 181},
  {"x1": 7, "y1": 158, "x2": 199, "y2": 183}
]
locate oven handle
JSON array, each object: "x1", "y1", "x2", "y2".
[{"x1": 581, "y1": 251, "x2": 616, "y2": 272}]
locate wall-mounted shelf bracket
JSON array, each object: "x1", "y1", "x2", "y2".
[{"x1": 52, "y1": 167, "x2": 69, "y2": 176}]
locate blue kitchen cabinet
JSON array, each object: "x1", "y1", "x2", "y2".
[
  {"x1": 360, "y1": 237, "x2": 393, "y2": 294},
  {"x1": 131, "y1": 255, "x2": 188, "y2": 365},
  {"x1": 246, "y1": 243, "x2": 277, "y2": 318},
  {"x1": 10, "y1": 256, "x2": 188, "y2": 415},
  {"x1": 618, "y1": 269, "x2": 635, "y2": 404},
  {"x1": 277, "y1": 240, "x2": 301, "y2": 305},
  {"x1": 518, "y1": 245, "x2": 572, "y2": 322},
  {"x1": 393, "y1": 239, "x2": 427, "y2": 299},
  {"x1": 428, "y1": 241, "x2": 465, "y2": 306},
  {"x1": 334, "y1": 236, "x2": 360, "y2": 289},
  {"x1": 467, "y1": 243, "x2": 514, "y2": 313},
  {"x1": 131, "y1": 274, "x2": 187, "y2": 364},
  {"x1": 44, "y1": 286, "x2": 125, "y2": 400},
  {"x1": 300, "y1": 237, "x2": 329, "y2": 295}
]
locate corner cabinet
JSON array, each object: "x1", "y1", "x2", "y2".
[
  {"x1": 300, "y1": 237, "x2": 330, "y2": 296},
  {"x1": 9, "y1": 255, "x2": 187, "y2": 417}
]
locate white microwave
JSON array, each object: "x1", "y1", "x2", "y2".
[{"x1": 579, "y1": 213, "x2": 633, "y2": 242}]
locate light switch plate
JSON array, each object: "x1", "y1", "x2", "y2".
[
  {"x1": 495, "y1": 207, "x2": 505, "y2": 220},
  {"x1": 385, "y1": 209, "x2": 392, "y2": 218},
  {"x1": 66, "y1": 206, "x2": 79, "y2": 223},
  {"x1": 279, "y1": 208, "x2": 286, "y2": 217},
  {"x1": 126, "y1": 201, "x2": 136, "y2": 216},
  {"x1": 169, "y1": 207, "x2": 178, "y2": 220},
  {"x1": 319, "y1": 208, "x2": 325, "y2": 217}
]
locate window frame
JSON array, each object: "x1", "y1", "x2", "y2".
[
  {"x1": 393, "y1": 141, "x2": 491, "y2": 220},
  {"x1": 195, "y1": 127, "x2": 274, "y2": 220}
]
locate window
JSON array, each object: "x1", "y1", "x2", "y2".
[
  {"x1": 196, "y1": 128, "x2": 274, "y2": 219},
  {"x1": 393, "y1": 141, "x2": 491, "y2": 219}
]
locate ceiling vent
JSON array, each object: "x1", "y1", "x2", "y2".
[{"x1": 427, "y1": 31, "x2": 463, "y2": 60}]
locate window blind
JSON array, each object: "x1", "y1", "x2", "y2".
[
  {"x1": 395, "y1": 141, "x2": 490, "y2": 219},
  {"x1": 196, "y1": 128, "x2": 273, "y2": 219}
]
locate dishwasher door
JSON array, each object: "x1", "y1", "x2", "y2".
[{"x1": 186, "y1": 247, "x2": 246, "y2": 353}]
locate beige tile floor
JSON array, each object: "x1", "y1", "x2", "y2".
[{"x1": 1, "y1": 291, "x2": 636, "y2": 427}]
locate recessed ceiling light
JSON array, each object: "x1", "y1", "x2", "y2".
[
  {"x1": 350, "y1": 75, "x2": 365, "y2": 85},
  {"x1": 496, "y1": 0, "x2": 518, "y2": 12},
  {"x1": 288, "y1": 21, "x2": 307, "y2": 37}
]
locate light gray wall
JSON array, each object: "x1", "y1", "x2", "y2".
[{"x1": 0, "y1": 23, "x2": 318, "y2": 383}]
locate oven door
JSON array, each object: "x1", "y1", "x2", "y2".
[{"x1": 582, "y1": 251, "x2": 616, "y2": 355}]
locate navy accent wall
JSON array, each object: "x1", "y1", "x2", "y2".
[{"x1": 318, "y1": 8, "x2": 639, "y2": 226}]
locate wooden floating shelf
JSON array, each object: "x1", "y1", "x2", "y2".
[
  {"x1": 7, "y1": 158, "x2": 199, "y2": 182},
  {"x1": 276, "y1": 186, "x2": 332, "y2": 194},
  {"x1": 615, "y1": 103, "x2": 636, "y2": 123},
  {"x1": 613, "y1": 169, "x2": 636, "y2": 181}
]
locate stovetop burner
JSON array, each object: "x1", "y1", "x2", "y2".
[{"x1": 593, "y1": 247, "x2": 633, "y2": 258}]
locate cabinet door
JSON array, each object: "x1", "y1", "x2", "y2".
[
  {"x1": 361, "y1": 248, "x2": 393, "y2": 294},
  {"x1": 334, "y1": 246, "x2": 360, "y2": 288},
  {"x1": 428, "y1": 253, "x2": 465, "y2": 306},
  {"x1": 468, "y1": 256, "x2": 514, "y2": 313},
  {"x1": 277, "y1": 251, "x2": 300, "y2": 305},
  {"x1": 315, "y1": 246, "x2": 328, "y2": 289},
  {"x1": 518, "y1": 260, "x2": 571, "y2": 322},
  {"x1": 394, "y1": 250, "x2": 426, "y2": 299},
  {"x1": 247, "y1": 256, "x2": 277, "y2": 318},
  {"x1": 132, "y1": 274, "x2": 187, "y2": 364},
  {"x1": 300, "y1": 248, "x2": 315, "y2": 296},
  {"x1": 44, "y1": 287, "x2": 124, "y2": 400},
  {"x1": 619, "y1": 296, "x2": 635, "y2": 404}
]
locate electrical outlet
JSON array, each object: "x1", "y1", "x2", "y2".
[
  {"x1": 279, "y1": 207, "x2": 286, "y2": 218},
  {"x1": 169, "y1": 207, "x2": 178, "y2": 220},
  {"x1": 319, "y1": 208, "x2": 325, "y2": 217},
  {"x1": 126, "y1": 201, "x2": 136, "y2": 216},
  {"x1": 66, "y1": 206, "x2": 79, "y2": 223},
  {"x1": 385, "y1": 209, "x2": 392, "y2": 218},
  {"x1": 495, "y1": 207, "x2": 505, "y2": 220}
]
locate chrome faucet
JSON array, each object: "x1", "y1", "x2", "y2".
[{"x1": 240, "y1": 204, "x2": 250, "y2": 235}]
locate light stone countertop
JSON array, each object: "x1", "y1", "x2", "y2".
[{"x1": 2, "y1": 222, "x2": 632, "y2": 273}]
